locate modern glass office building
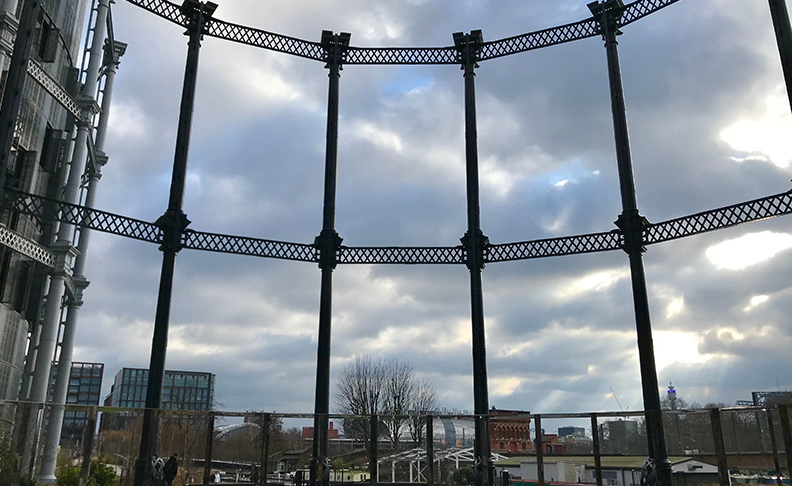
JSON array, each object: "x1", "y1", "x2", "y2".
[
  {"x1": 107, "y1": 367, "x2": 215, "y2": 411},
  {"x1": 48, "y1": 361, "x2": 103, "y2": 443}
]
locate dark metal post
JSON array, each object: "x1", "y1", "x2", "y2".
[
  {"x1": 202, "y1": 412, "x2": 215, "y2": 486},
  {"x1": 310, "y1": 29, "x2": 350, "y2": 486},
  {"x1": 0, "y1": 0, "x2": 39, "y2": 196},
  {"x1": 134, "y1": 3, "x2": 217, "y2": 486},
  {"x1": 768, "y1": 0, "x2": 792, "y2": 112},
  {"x1": 453, "y1": 29, "x2": 492, "y2": 486},
  {"x1": 587, "y1": 2, "x2": 672, "y2": 485},
  {"x1": 370, "y1": 414, "x2": 379, "y2": 486},
  {"x1": 261, "y1": 413, "x2": 271, "y2": 486},
  {"x1": 427, "y1": 415, "x2": 434, "y2": 486},
  {"x1": 779, "y1": 405, "x2": 792, "y2": 478},
  {"x1": 534, "y1": 415, "x2": 544, "y2": 486},
  {"x1": 591, "y1": 414, "x2": 603, "y2": 486},
  {"x1": 79, "y1": 408, "x2": 97, "y2": 486},
  {"x1": 709, "y1": 408, "x2": 730, "y2": 486},
  {"x1": 767, "y1": 410, "x2": 783, "y2": 486}
]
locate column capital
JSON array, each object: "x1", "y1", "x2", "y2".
[
  {"x1": 103, "y1": 40, "x2": 128, "y2": 69},
  {"x1": 76, "y1": 95, "x2": 101, "y2": 125},
  {"x1": 181, "y1": 0, "x2": 217, "y2": 37},
  {"x1": 320, "y1": 30, "x2": 351, "y2": 70},
  {"x1": 588, "y1": 0, "x2": 625, "y2": 41},
  {"x1": 453, "y1": 30, "x2": 483, "y2": 75},
  {"x1": 87, "y1": 149, "x2": 108, "y2": 180},
  {"x1": 49, "y1": 240, "x2": 80, "y2": 278}
]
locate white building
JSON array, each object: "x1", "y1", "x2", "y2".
[{"x1": 495, "y1": 456, "x2": 719, "y2": 486}]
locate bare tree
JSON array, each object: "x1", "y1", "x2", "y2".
[
  {"x1": 335, "y1": 356, "x2": 438, "y2": 451},
  {"x1": 335, "y1": 356, "x2": 386, "y2": 451},
  {"x1": 382, "y1": 360, "x2": 416, "y2": 450},
  {"x1": 408, "y1": 378, "x2": 438, "y2": 446}
]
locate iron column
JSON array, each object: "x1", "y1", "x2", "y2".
[
  {"x1": 587, "y1": 2, "x2": 672, "y2": 486},
  {"x1": 310, "y1": 29, "x2": 349, "y2": 486},
  {"x1": 453, "y1": 29, "x2": 493, "y2": 486},
  {"x1": 134, "y1": 2, "x2": 216, "y2": 485},
  {"x1": 768, "y1": 0, "x2": 792, "y2": 112}
]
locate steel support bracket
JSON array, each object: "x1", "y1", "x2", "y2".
[
  {"x1": 615, "y1": 210, "x2": 649, "y2": 255},
  {"x1": 314, "y1": 229, "x2": 343, "y2": 270},
  {"x1": 155, "y1": 209, "x2": 190, "y2": 253}
]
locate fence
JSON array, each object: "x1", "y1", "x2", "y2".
[{"x1": 1, "y1": 402, "x2": 791, "y2": 486}]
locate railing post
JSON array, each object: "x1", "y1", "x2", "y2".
[
  {"x1": 534, "y1": 414, "x2": 544, "y2": 486},
  {"x1": 370, "y1": 414, "x2": 378, "y2": 486},
  {"x1": 767, "y1": 409, "x2": 783, "y2": 486},
  {"x1": 427, "y1": 415, "x2": 434, "y2": 486},
  {"x1": 202, "y1": 412, "x2": 215, "y2": 486},
  {"x1": 587, "y1": 2, "x2": 671, "y2": 485},
  {"x1": 778, "y1": 404, "x2": 792, "y2": 479},
  {"x1": 453, "y1": 29, "x2": 492, "y2": 486},
  {"x1": 709, "y1": 408, "x2": 730, "y2": 486},
  {"x1": 310, "y1": 29, "x2": 350, "y2": 486},
  {"x1": 133, "y1": 3, "x2": 216, "y2": 486},
  {"x1": 79, "y1": 408, "x2": 97, "y2": 486},
  {"x1": 591, "y1": 414, "x2": 603, "y2": 486},
  {"x1": 261, "y1": 413, "x2": 271, "y2": 486}
]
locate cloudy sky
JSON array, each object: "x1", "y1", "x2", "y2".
[{"x1": 72, "y1": 0, "x2": 792, "y2": 420}]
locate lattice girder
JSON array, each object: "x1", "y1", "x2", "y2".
[
  {"x1": 123, "y1": 0, "x2": 684, "y2": 65},
  {"x1": 183, "y1": 230, "x2": 318, "y2": 262},
  {"x1": 645, "y1": 191, "x2": 792, "y2": 244},
  {"x1": 3, "y1": 190, "x2": 792, "y2": 265},
  {"x1": 0, "y1": 224, "x2": 56, "y2": 267},
  {"x1": 27, "y1": 60, "x2": 81, "y2": 118},
  {"x1": 2, "y1": 190, "x2": 162, "y2": 244}
]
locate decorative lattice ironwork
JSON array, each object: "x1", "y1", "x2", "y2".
[
  {"x1": 2, "y1": 190, "x2": 162, "y2": 243},
  {"x1": 487, "y1": 231, "x2": 623, "y2": 262},
  {"x1": 124, "y1": 0, "x2": 683, "y2": 65},
  {"x1": 183, "y1": 230, "x2": 318, "y2": 262},
  {"x1": 124, "y1": 0, "x2": 187, "y2": 27},
  {"x1": 27, "y1": 60, "x2": 80, "y2": 118},
  {"x1": 620, "y1": 0, "x2": 682, "y2": 27},
  {"x1": 339, "y1": 246, "x2": 464, "y2": 264},
  {"x1": 208, "y1": 19, "x2": 324, "y2": 61},
  {"x1": 345, "y1": 47, "x2": 459, "y2": 65},
  {"x1": 3, "y1": 189, "x2": 792, "y2": 264},
  {"x1": 479, "y1": 19, "x2": 599, "y2": 61},
  {"x1": 0, "y1": 225, "x2": 55, "y2": 267},
  {"x1": 645, "y1": 191, "x2": 792, "y2": 245}
]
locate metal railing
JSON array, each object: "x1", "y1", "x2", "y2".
[{"x1": 2, "y1": 401, "x2": 790, "y2": 486}]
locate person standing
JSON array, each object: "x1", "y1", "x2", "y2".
[{"x1": 164, "y1": 454, "x2": 179, "y2": 486}]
